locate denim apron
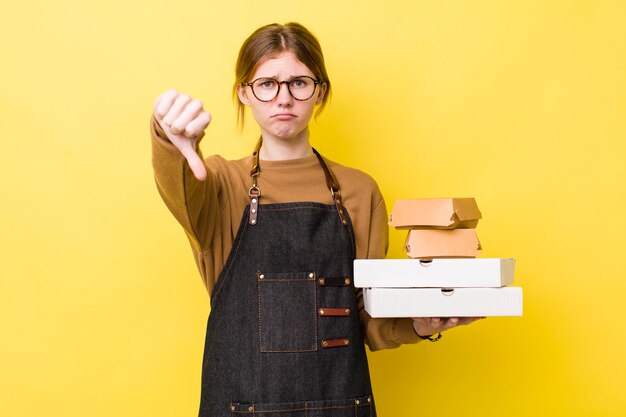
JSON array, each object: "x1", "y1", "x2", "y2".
[{"x1": 198, "y1": 142, "x2": 376, "y2": 417}]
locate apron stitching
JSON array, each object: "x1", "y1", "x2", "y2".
[
  {"x1": 346, "y1": 214, "x2": 356, "y2": 259},
  {"x1": 258, "y1": 206, "x2": 334, "y2": 213},
  {"x1": 259, "y1": 348, "x2": 318, "y2": 353},
  {"x1": 257, "y1": 271, "x2": 319, "y2": 353},
  {"x1": 314, "y1": 271, "x2": 319, "y2": 350},
  {"x1": 231, "y1": 403, "x2": 366, "y2": 413},
  {"x1": 211, "y1": 210, "x2": 249, "y2": 308},
  {"x1": 257, "y1": 276, "x2": 262, "y2": 351}
]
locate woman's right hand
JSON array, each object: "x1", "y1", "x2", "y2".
[{"x1": 153, "y1": 89, "x2": 212, "y2": 181}]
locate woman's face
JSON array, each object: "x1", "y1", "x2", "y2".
[{"x1": 237, "y1": 51, "x2": 326, "y2": 142}]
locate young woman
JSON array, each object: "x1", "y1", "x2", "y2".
[{"x1": 151, "y1": 22, "x2": 478, "y2": 417}]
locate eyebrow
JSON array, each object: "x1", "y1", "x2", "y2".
[{"x1": 253, "y1": 75, "x2": 313, "y2": 81}]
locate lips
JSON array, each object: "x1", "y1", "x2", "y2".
[{"x1": 271, "y1": 113, "x2": 297, "y2": 120}]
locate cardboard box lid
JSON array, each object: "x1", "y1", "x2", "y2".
[
  {"x1": 404, "y1": 229, "x2": 482, "y2": 259},
  {"x1": 363, "y1": 287, "x2": 523, "y2": 317},
  {"x1": 354, "y1": 258, "x2": 515, "y2": 288},
  {"x1": 389, "y1": 198, "x2": 482, "y2": 229}
]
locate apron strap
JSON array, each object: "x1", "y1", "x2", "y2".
[
  {"x1": 311, "y1": 148, "x2": 348, "y2": 226},
  {"x1": 250, "y1": 136, "x2": 262, "y2": 178},
  {"x1": 247, "y1": 137, "x2": 262, "y2": 225},
  {"x1": 248, "y1": 138, "x2": 348, "y2": 226}
]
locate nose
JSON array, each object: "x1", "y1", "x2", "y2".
[{"x1": 275, "y1": 82, "x2": 293, "y2": 107}]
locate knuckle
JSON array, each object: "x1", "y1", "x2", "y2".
[
  {"x1": 184, "y1": 127, "x2": 198, "y2": 137},
  {"x1": 196, "y1": 111, "x2": 210, "y2": 125},
  {"x1": 163, "y1": 89, "x2": 178, "y2": 101}
]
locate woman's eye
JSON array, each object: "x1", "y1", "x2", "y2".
[
  {"x1": 256, "y1": 80, "x2": 276, "y2": 89},
  {"x1": 291, "y1": 79, "x2": 306, "y2": 88}
]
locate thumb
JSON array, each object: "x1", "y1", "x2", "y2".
[{"x1": 179, "y1": 141, "x2": 207, "y2": 181}]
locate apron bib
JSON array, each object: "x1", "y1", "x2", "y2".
[{"x1": 198, "y1": 144, "x2": 376, "y2": 417}]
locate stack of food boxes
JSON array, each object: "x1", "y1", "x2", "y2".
[{"x1": 354, "y1": 198, "x2": 523, "y2": 317}]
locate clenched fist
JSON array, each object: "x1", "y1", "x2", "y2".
[{"x1": 154, "y1": 89, "x2": 212, "y2": 180}]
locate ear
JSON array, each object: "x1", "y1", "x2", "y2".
[
  {"x1": 315, "y1": 82, "x2": 328, "y2": 105},
  {"x1": 237, "y1": 85, "x2": 251, "y2": 106}
]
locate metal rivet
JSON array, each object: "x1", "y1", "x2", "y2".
[
  {"x1": 322, "y1": 341, "x2": 328, "y2": 347},
  {"x1": 248, "y1": 406, "x2": 253, "y2": 411},
  {"x1": 345, "y1": 309, "x2": 350, "y2": 315},
  {"x1": 252, "y1": 198, "x2": 257, "y2": 203},
  {"x1": 344, "y1": 339, "x2": 349, "y2": 345},
  {"x1": 319, "y1": 309, "x2": 325, "y2": 315},
  {"x1": 355, "y1": 399, "x2": 360, "y2": 405},
  {"x1": 344, "y1": 278, "x2": 350, "y2": 285},
  {"x1": 251, "y1": 219, "x2": 256, "y2": 224},
  {"x1": 367, "y1": 397, "x2": 371, "y2": 403},
  {"x1": 251, "y1": 208, "x2": 256, "y2": 213},
  {"x1": 342, "y1": 219, "x2": 348, "y2": 225},
  {"x1": 319, "y1": 278, "x2": 325, "y2": 285},
  {"x1": 259, "y1": 274, "x2": 265, "y2": 279},
  {"x1": 230, "y1": 405, "x2": 235, "y2": 411},
  {"x1": 309, "y1": 273, "x2": 314, "y2": 278}
]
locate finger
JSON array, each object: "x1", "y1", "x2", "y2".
[
  {"x1": 184, "y1": 110, "x2": 212, "y2": 138},
  {"x1": 411, "y1": 317, "x2": 427, "y2": 326},
  {"x1": 162, "y1": 93, "x2": 191, "y2": 126},
  {"x1": 411, "y1": 317, "x2": 430, "y2": 336},
  {"x1": 170, "y1": 99, "x2": 203, "y2": 134},
  {"x1": 431, "y1": 317, "x2": 441, "y2": 327},
  {"x1": 440, "y1": 317, "x2": 459, "y2": 331},
  {"x1": 457, "y1": 317, "x2": 485, "y2": 326},
  {"x1": 178, "y1": 140, "x2": 207, "y2": 181},
  {"x1": 154, "y1": 89, "x2": 179, "y2": 120}
]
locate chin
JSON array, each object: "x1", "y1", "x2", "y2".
[
  {"x1": 273, "y1": 130, "x2": 297, "y2": 140},
  {"x1": 271, "y1": 125, "x2": 305, "y2": 140}
]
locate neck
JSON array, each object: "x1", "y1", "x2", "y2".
[{"x1": 259, "y1": 128, "x2": 313, "y2": 161}]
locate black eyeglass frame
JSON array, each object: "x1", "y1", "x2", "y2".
[{"x1": 242, "y1": 76, "x2": 323, "y2": 102}]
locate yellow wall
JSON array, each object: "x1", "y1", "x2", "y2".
[{"x1": 1, "y1": 1, "x2": 625, "y2": 416}]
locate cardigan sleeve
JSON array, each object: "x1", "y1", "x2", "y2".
[{"x1": 150, "y1": 116, "x2": 220, "y2": 253}]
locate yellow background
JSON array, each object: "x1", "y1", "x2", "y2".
[{"x1": 1, "y1": 1, "x2": 625, "y2": 416}]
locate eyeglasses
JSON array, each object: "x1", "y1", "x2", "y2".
[{"x1": 242, "y1": 76, "x2": 322, "y2": 102}]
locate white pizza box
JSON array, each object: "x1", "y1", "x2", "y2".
[
  {"x1": 362, "y1": 287, "x2": 523, "y2": 317},
  {"x1": 354, "y1": 258, "x2": 515, "y2": 288}
]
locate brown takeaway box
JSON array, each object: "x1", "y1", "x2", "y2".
[
  {"x1": 404, "y1": 229, "x2": 482, "y2": 259},
  {"x1": 389, "y1": 198, "x2": 482, "y2": 229}
]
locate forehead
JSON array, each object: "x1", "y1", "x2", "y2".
[{"x1": 252, "y1": 51, "x2": 314, "y2": 79}]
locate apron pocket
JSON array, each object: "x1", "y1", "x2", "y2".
[
  {"x1": 229, "y1": 396, "x2": 373, "y2": 417},
  {"x1": 258, "y1": 272, "x2": 317, "y2": 352}
]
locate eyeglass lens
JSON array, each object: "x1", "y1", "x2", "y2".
[{"x1": 250, "y1": 76, "x2": 317, "y2": 101}]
